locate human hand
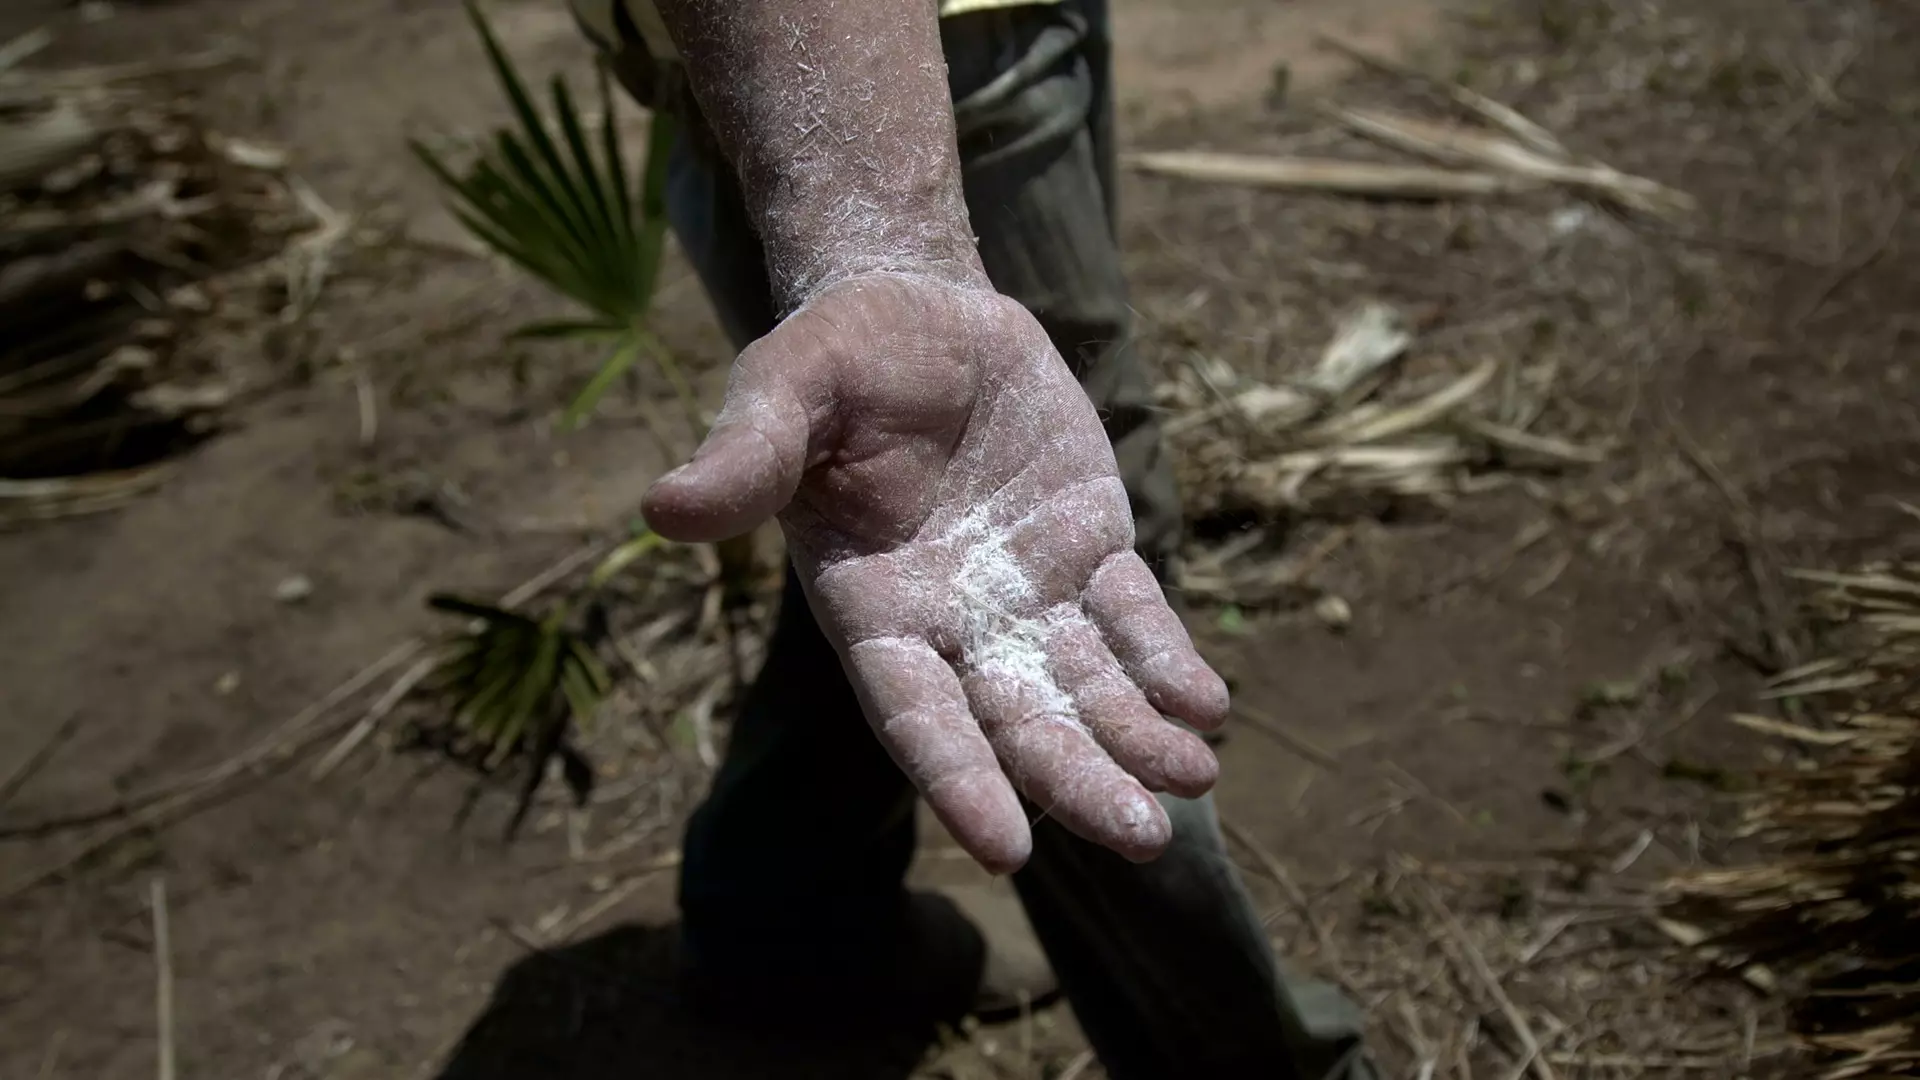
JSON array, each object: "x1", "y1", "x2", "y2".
[{"x1": 643, "y1": 271, "x2": 1228, "y2": 873}]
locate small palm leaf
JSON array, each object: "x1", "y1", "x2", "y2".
[
  {"x1": 426, "y1": 592, "x2": 611, "y2": 838},
  {"x1": 414, "y1": 0, "x2": 680, "y2": 428},
  {"x1": 559, "y1": 330, "x2": 649, "y2": 432}
]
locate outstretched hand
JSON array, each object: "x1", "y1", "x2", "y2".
[{"x1": 643, "y1": 272, "x2": 1229, "y2": 873}]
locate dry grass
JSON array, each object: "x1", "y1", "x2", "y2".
[
  {"x1": 0, "y1": 32, "x2": 322, "y2": 524},
  {"x1": 1159, "y1": 298, "x2": 1604, "y2": 528},
  {"x1": 1664, "y1": 558, "x2": 1920, "y2": 1079},
  {"x1": 1249, "y1": 855, "x2": 1794, "y2": 1080}
]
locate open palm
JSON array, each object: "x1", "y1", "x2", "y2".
[{"x1": 644, "y1": 273, "x2": 1228, "y2": 873}]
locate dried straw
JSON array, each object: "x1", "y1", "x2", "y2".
[{"x1": 1664, "y1": 560, "x2": 1920, "y2": 1078}]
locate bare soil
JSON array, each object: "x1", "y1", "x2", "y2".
[{"x1": 2, "y1": 0, "x2": 1916, "y2": 1077}]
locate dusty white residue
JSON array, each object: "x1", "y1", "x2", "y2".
[
  {"x1": 734, "y1": 8, "x2": 976, "y2": 307},
  {"x1": 945, "y1": 509, "x2": 1077, "y2": 724}
]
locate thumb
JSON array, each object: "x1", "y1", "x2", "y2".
[{"x1": 641, "y1": 338, "x2": 822, "y2": 543}]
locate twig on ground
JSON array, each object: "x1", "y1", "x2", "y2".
[
  {"x1": 1413, "y1": 520, "x2": 1554, "y2": 603},
  {"x1": 1230, "y1": 704, "x2": 1346, "y2": 772},
  {"x1": 0, "y1": 714, "x2": 80, "y2": 808},
  {"x1": 0, "y1": 540, "x2": 614, "y2": 901},
  {"x1": 0, "y1": 641, "x2": 422, "y2": 842},
  {"x1": 1766, "y1": 40, "x2": 1861, "y2": 144},
  {"x1": 311, "y1": 656, "x2": 438, "y2": 780},
  {"x1": 1393, "y1": 995, "x2": 1437, "y2": 1078},
  {"x1": 1221, "y1": 816, "x2": 1356, "y2": 987},
  {"x1": 1308, "y1": 360, "x2": 1497, "y2": 445},
  {"x1": 1619, "y1": 211, "x2": 1826, "y2": 267},
  {"x1": 1517, "y1": 913, "x2": 1579, "y2": 965},
  {"x1": 35, "y1": 1030, "x2": 65, "y2": 1080},
  {"x1": 687, "y1": 676, "x2": 723, "y2": 771},
  {"x1": 1519, "y1": 550, "x2": 1572, "y2": 598},
  {"x1": 1576, "y1": 685, "x2": 1716, "y2": 766},
  {"x1": 1413, "y1": 879, "x2": 1560, "y2": 1080},
  {"x1": 1382, "y1": 761, "x2": 1471, "y2": 827},
  {"x1": 1789, "y1": 161, "x2": 1911, "y2": 331},
  {"x1": 1650, "y1": 917, "x2": 1777, "y2": 994},
  {"x1": 1326, "y1": 105, "x2": 1694, "y2": 219},
  {"x1": 1176, "y1": 525, "x2": 1354, "y2": 605},
  {"x1": 151, "y1": 878, "x2": 176, "y2": 1080},
  {"x1": 1726, "y1": 712, "x2": 1855, "y2": 746},
  {"x1": 1608, "y1": 830, "x2": 1655, "y2": 875},
  {"x1": 1545, "y1": 1052, "x2": 1722, "y2": 1070},
  {"x1": 0, "y1": 468, "x2": 181, "y2": 529},
  {"x1": 1665, "y1": 413, "x2": 1802, "y2": 672},
  {"x1": 10, "y1": 43, "x2": 248, "y2": 90},
  {"x1": 354, "y1": 367, "x2": 379, "y2": 447},
  {"x1": 1346, "y1": 792, "x2": 1413, "y2": 830},
  {"x1": 503, "y1": 539, "x2": 612, "y2": 607},
  {"x1": 546, "y1": 849, "x2": 682, "y2": 944},
  {"x1": 0, "y1": 27, "x2": 53, "y2": 74},
  {"x1": 1055, "y1": 1049, "x2": 1096, "y2": 1080},
  {"x1": 1461, "y1": 420, "x2": 1608, "y2": 466},
  {"x1": 282, "y1": 178, "x2": 353, "y2": 322},
  {"x1": 1127, "y1": 150, "x2": 1534, "y2": 199},
  {"x1": 492, "y1": 916, "x2": 572, "y2": 967},
  {"x1": 1315, "y1": 33, "x2": 1568, "y2": 159}
]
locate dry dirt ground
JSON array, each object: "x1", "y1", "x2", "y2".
[{"x1": 2, "y1": 0, "x2": 1917, "y2": 1077}]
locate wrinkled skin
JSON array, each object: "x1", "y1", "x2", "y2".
[{"x1": 644, "y1": 271, "x2": 1230, "y2": 873}]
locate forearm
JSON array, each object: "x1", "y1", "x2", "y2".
[{"x1": 650, "y1": 0, "x2": 985, "y2": 312}]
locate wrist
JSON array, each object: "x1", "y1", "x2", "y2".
[
  {"x1": 756, "y1": 176, "x2": 988, "y2": 312},
  {"x1": 648, "y1": 0, "x2": 988, "y2": 312}
]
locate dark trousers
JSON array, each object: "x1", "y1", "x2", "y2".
[{"x1": 617, "y1": 2, "x2": 1374, "y2": 1076}]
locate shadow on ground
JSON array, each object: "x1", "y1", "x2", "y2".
[{"x1": 432, "y1": 923, "x2": 944, "y2": 1080}]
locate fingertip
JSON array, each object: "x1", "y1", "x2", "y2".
[
  {"x1": 638, "y1": 467, "x2": 698, "y2": 538},
  {"x1": 970, "y1": 786, "x2": 1035, "y2": 876},
  {"x1": 640, "y1": 425, "x2": 796, "y2": 542},
  {"x1": 1160, "y1": 733, "x2": 1220, "y2": 799},
  {"x1": 928, "y1": 771, "x2": 1033, "y2": 876},
  {"x1": 1190, "y1": 664, "x2": 1232, "y2": 730},
  {"x1": 1111, "y1": 790, "x2": 1173, "y2": 863},
  {"x1": 976, "y1": 831, "x2": 1034, "y2": 876},
  {"x1": 639, "y1": 481, "x2": 733, "y2": 544},
  {"x1": 1142, "y1": 652, "x2": 1232, "y2": 732}
]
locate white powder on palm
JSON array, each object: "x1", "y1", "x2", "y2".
[{"x1": 945, "y1": 508, "x2": 1077, "y2": 724}]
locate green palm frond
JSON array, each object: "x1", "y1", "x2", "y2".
[
  {"x1": 427, "y1": 594, "x2": 610, "y2": 768},
  {"x1": 422, "y1": 529, "x2": 671, "y2": 838},
  {"x1": 590, "y1": 528, "x2": 669, "y2": 589},
  {"x1": 414, "y1": 0, "x2": 682, "y2": 429}
]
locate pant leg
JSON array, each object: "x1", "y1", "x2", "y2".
[
  {"x1": 940, "y1": 6, "x2": 1375, "y2": 1078},
  {"x1": 943, "y1": 0, "x2": 1180, "y2": 576},
  {"x1": 659, "y1": 129, "x2": 923, "y2": 979}
]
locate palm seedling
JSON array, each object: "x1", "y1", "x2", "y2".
[
  {"x1": 412, "y1": 3, "x2": 758, "y2": 830},
  {"x1": 423, "y1": 529, "x2": 661, "y2": 837},
  {"x1": 411, "y1": 0, "x2": 686, "y2": 433},
  {"x1": 426, "y1": 594, "x2": 606, "y2": 836}
]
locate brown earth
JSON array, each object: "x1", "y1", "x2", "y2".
[{"x1": 2, "y1": 0, "x2": 1916, "y2": 1077}]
